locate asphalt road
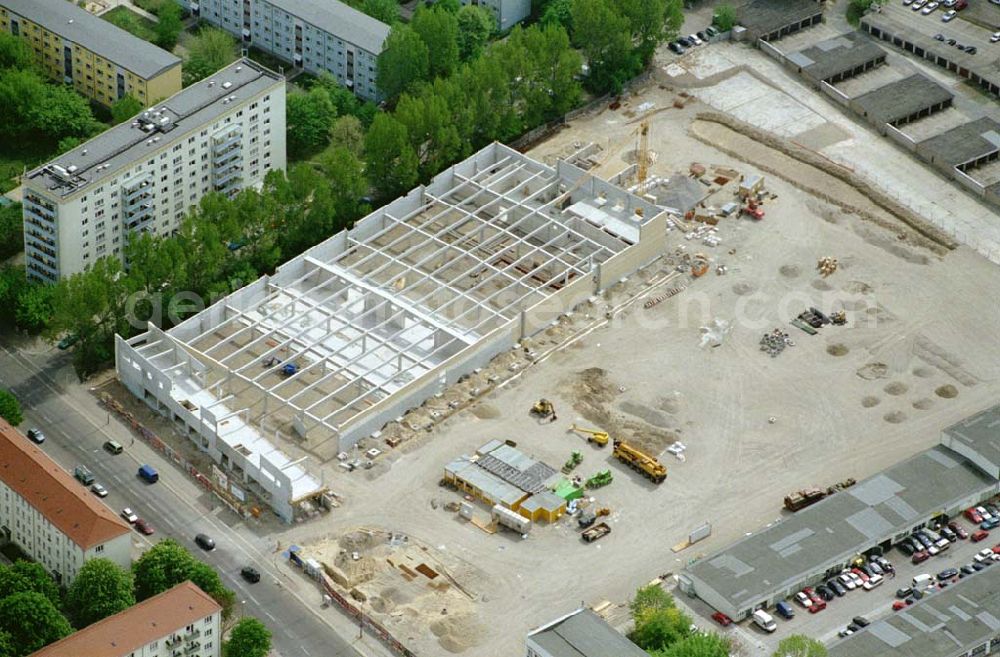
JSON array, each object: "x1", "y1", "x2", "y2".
[{"x1": 0, "y1": 341, "x2": 365, "y2": 657}]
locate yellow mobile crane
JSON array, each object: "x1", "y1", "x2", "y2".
[
  {"x1": 613, "y1": 439, "x2": 667, "y2": 483},
  {"x1": 569, "y1": 424, "x2": 609, "y2": 447}
]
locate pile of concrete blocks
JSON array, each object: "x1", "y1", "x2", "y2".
[{"x1": 760, "y1": 329, "x2": 794, "y2": 357}]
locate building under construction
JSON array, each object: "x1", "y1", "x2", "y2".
[{"x1": 116, "y1": 142, "x2": 668, "y2": 520}]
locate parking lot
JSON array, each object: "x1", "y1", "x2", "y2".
[
  {"x1": 693, "y1": 500, "x2": 1000, "y2": 652},
  {"x1": 883, "y1": 1, "x2": 1000, "y2": 54}
]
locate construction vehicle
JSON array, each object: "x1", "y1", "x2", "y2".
[
  {"x1": 562, "y1": 450, "x2": 583, "y2": 474},
  {"x1": 581, "y1": 522, "x2": 611, "y2": 543},
  {"x1": 784, "y1": 487, "x2": 827, "y2": 512},
  {"x1": 612, "y1": 439, "x2": 667, "y2": 483},
  {"x1": 531, "y1": 399, "x2": 557, "y2": 422},
  {"x1": 569, "y1": 424, "x2": 609, "y2": 447},
  {"x1": 691, "y1": 253, "x2": 710, "y2": 278},
  {"x1": 741, "y1": 197, "x2": 764, "y2": 220},
  {"x1": 578, "y1": 510, "x2": 597, "y2": 528},
  {"x1": 585, "y1": 469, "x2": 613, "y2": 489}
]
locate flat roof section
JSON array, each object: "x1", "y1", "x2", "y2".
[
  {"x1": 268, "y1": 0, "x2": 390, "y2": 54},
  {"x1": 942, "y1": 403, "x2": 1000, "y2": 480},
  {"x1": 27, "y1": 58, "x2": 283, "y2": 199},
  {"x1": 828, "y1": 566, "x2": 1000, "y2": 657},
  {"x1": 737, "y1": 0, "x2": 823, "y2": 40},
  {"x1": 788, "y1": 32, "x2": 886, "y2": 84},
  {"x1": 851, "y1": 74, "x2": 953, "y2": 125},
  {"x1": 916, "y1": 117, "x2": 1000, "y2": 168},
  {"x1": 2, "y1": 0, "x2": 180, "y2": 79},
  {"x1": 684, "y1": 445, "x2": 998, "y2": 613},
  {"x1": 528, "y1": 608, "x2": 649, "y2": 657}
]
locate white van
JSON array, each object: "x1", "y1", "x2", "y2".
[
  {"x1": 912, "y1": 573, "x2": 932, "y2": 589},
  {"x1": 752, "y1": 610, "x2": 777, "y2": 633}
]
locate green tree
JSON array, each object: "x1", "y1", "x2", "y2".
[
  {"x1": 376, "y1": 25, "x2": 429, "y2": 101},
  {"x1": 411, "y1": 5, "x2": 460, "y2": 79},
  {"x1": 287, "y1": 87, "x2": 337, "y2": 158},
  {"x1": 224, "y1": 617, "x2": 271, "y2": 657},
  {"x1": 56, "y1": 136, "x2": 84, "y2": 155},
  {"x1": 362, "y1": 0, "x2": 399, "y2": 23},
  {"x1": 630, "y1": 584, "x2": 675, "y2": 619},
  {"x1": 65, "y1": 559, "x2": 135, "y2": 628},
  {"x1": 570, "y1": 0, "x2": 636, "y2": 94},
  {"x1": 0, "y1": 202, "x2": 22, "y2": 260},
  {"x1": 0, "y1": 33, "x2": 34, "y2": 70},
  {"x1": 541, "y1": 0, "x2": 572, "y2": 30},
  {"x1": 0, "y1": 592, "x2": 71, "y2": 657},
  {"x1": 111, "y1": 95, "x2": 145, "y2": 124},
  {"x1": 456, "y1": 5, "x2": 494, "y2": 61},
  {"x1": 154, "y1": 1, "x2": 183, "y2": 50},
  {"x1": 132, "y1": 540, "x2": 235, "y2": 619},
  {"x1": 31, "y1": 83, "x2": 103, "y2": 138},
  {"x1": 656, "y1": 632, "x2": 730, "y2": 657},
  {"x1": 327, "y1": 114, "x2": 365, "y2": 156},
  {"x1": 0, "y1": 630, "x2": 13, "y2": 657},
  {"x1": 394, "y1": 92, "x2": 463, "y2": 178},
  {"x1": 14, "y1": 282, "x2": 54, "y2": 334},
  {"x1": 314, "y1": 146, "x2": 368, "y2": 222},
  {"x1": 364, "y1": 113, "x2": 419, "y2": 200},
  {"x1": 184, "y1": 27, "x2": 238, "y2": 84},
  {"x1": 712, "y1": 3, "x2": 737, "y2": 31},
  {"x1": 773, "y1": 635, "x2": 828, "y2": 657},
  {"x1": 846, "y1": 0, "x2": 884, "y2": 25},
  {"x1": 0, "y1": 391, "x2": 22, "y2": 427},
  {"x1": 631, "y1": 607, "x2": 694, "y2": 653},
  {"x1": 0, "y1": 562, "x2": 60, "y2": 608}
]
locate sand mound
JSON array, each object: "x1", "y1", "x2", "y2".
[
  {"x1": 431, "y1": 613, "x2": 486, "y2": 653},
  {"x1": 912, "y1": 399, "x2": 934, "y2": 410},
  {"x1": 471, "y1": 404, "x2": 500, "y2": 419},
  {"x1": 827, "y1": 344, "x2": 849, "y2": 357},
  {"x1": 861, "y1": 396, "x2": 881, "y2": 408},
  {"x1": 857, "y1": 362, "x2": 888, "y2": 380},
  {"x1": 884, "y1": 411, "x2": 906, "y2": 424},
  {"x1": 884, "y1": 381, "x2": 908, "y2": 396},
  {"x1": 935, "y1": 384, "x2": 959, "y2": 399}
]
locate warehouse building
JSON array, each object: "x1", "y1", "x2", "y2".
[
  {"x1": 849, "y1": 74, "x2": 953, "y2": 135},
  {"x1": 942, "y1": 404, "x2": 1000, "y2": 481},
  {"x1": 0, "y1": 419, "x2": 131, "y2": 585},
  {"x1": 787, "y1": 32, "x2": 887, "y2": 87},
  {"x1": 181, "y1": 0, "x2": 388, "y2": 101},
  {"x1": 117, "y1": 141, "x2": 668, "y2": 489},
  {"x1": 678, "y1": 407, "x2": 1000, "y2": 621},
  {"x1": 736, "y1": 0, "x2": 823, "y2": 43},
  {"x1": 28, "y1": 581, "x2": 222, "y2": 657},
  {"x1": 23, "y1": 58, "x2": 285, "y2": 283},
  {"x1": 526, "y1": 608, "x2": 649, "y2": 657},
  {"x1": 0, "y1": 0, "x2": 181, "y2": 107},
  {"x1": 827, "y1": 565, "x2": 1000, "y2": 657}
]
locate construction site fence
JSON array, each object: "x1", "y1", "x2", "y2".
[
  {"x1": 318, "y1": 573, "x2": 417, "y2": 657},
  {"x1": 99, "y1": 393, "x2": 252, "y2": 520}
]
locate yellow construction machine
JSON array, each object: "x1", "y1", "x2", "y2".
[
  {"x1": 531, "y1": 399, "x2": 557, "y2": 422},
  {"x1": 612, "y1": 439, "x2": 667, "y2": 484},
  {"x1": 569, "y1": 424, "x2": 609, "y2": 447}
]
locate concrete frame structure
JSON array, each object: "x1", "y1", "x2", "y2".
[
  {"x1": 862, "y1": 13, "x2": 1000, "y2": 99},
  {"x1": 22, "y1": 58, "x2": 285, "y2": 282},
  {"x1": 0, "y1": 0, "x2": 181, "y2": 107},
  {"x1": 526, "y1": 608, "x2": 649, "y2": 657},
  {"x1": 116, "y1": 142, "x2": 668, "y2": 520},
  {"x1": 678, "y1": 406, "x2": 1000, "y2": 621},
  {"x1": 460, "y1": 0, "x2": 531, "y2": 32},
  {"x1": 737, "y1": 0, "x2": 824, "y2": 43},
  {"x1": 0, "y1": 419, "x2": 131, "y2": 585},
  {"x1": 181, "y1": 0, "x2": 388, "y2": 101}
]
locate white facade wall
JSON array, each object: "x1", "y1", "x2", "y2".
[
  {"x1": 0, "y1": 479, "x2": 131, "y2": 584},
  {"x1": 461, "y1": 0, "x2": 530, "y2": 31},
  {"x1": 23, "y1": 77, "x2": 286, "y2": 282},
  {"x1": 139, "y1": 611, "x2": 222, "y2": 657}
]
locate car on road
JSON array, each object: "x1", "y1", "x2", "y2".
[
  {"x1": 121, "y1": 508, "x2": 138, "y2": 524},
  {"x1": 26, "y1": 428, "x2": 45, "y2": 444},
  {"x1": 195, "y1": 534, "x2": 216, "y2": 551},
  {"x1": 937, "y1": 568, "x2": 959, "y2": 580},
  {"x1": 241, "y1": 566, "x2": 262, "y2": 584},
  {"x1": 949, "y1": 522, "x2": 969, "y2": 539},
  {"x1": 941, "y1": 8, "x2": 956, "y2": 19},
  {"x1": 711, "y1": 611, "x2": 732, "y2": 626},
  {"x1": 134, "y1": 518, "x2": 154, "y2": 535},
  {"x1": 972, "y1": 530, "x2": 990, "y2": 543},
  {"x1": 795, "y1": 591, "x2": 813, "y2": 608},
  {"x1": 74, "y1": 465, "x2": 95, "y2": 486},
  {"x1": 863, "y1": 574, "x2": 884, "y2": 590},
  {"x1": 103, "y1": 440, "x2": 123, "y2": 455},
  {"x1": 90, "y1": 483, "x2": 108, "y2": 498}
]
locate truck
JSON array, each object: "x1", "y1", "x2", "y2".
[
  {"x1": 137, "y1": 464, "x2": 159, "y2": 483},
  {"x1": 612, "y1": 439, "x2": 667, "y2": 483},
  {"x1": 581, "y1": 522, "x2": 611, "y2": 543},
  {"x1": 73, "y1": 465, "x2": 95, "y2": 486},
  {"x1": 784, "y1": 487, "x2": 827, "y2": 511}
]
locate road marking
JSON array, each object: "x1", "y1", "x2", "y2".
[
  {"x1": 40, "y1": 413, "x2": 52, "y2": 422},
  {"x1": 264, "y1": 611, "x2": 277, "y2": 622},
  {"x1": 246, "y1": 592, "x2": 260, "y2": 606},
  {"x1": 302, "y1": 648, "x2": 311, "y2": 656}
]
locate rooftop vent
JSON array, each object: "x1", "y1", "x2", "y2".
[
  {"x1": 222, "y1": 81, "x2": 233, "y2": 89},
  {"x1": 228, "y1": 95, "x2": 236, "y2": 101},
  {"x1": 235, "y1": 66, "x2": 242, "y2": 72},
  {"x1": 66, "y1": 165, "x2": 78, "y2": 173},
  {"x1": 207, "y1": 80, "x2": 215, "y2": 87},
  {"x1": 81, "y1": 149, "x2": 88, "y2": 156}
]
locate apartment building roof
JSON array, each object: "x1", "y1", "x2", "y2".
[
  {"x1": 25, "y1": 58, "x2": 283, "y2": 199},
  {"x1": 0, "y1": 419, "x2": 130, "y2": 549},
  {"x1": 1, "y1": 0, "x2": 181, "y2": 79},
  {"x1": 271, "y1": 0, "x2": 390, "y2": 54},
  {"x1": 27, "y1": 581, "x2": 221, "y2": 657}
]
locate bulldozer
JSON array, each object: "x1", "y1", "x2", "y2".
[
  {"x1": 562, "y1": 450, "x2": 583, "y2": 474},
  {"x1": 585, "y1": 469, "x2": 613, "y2": 489},
  {"x1": 531, "y1": 399, "x2": 557, "y2": 422},
  {"x1": 569, "y1": 424, "x2": 609, "y2": 447},
  {"x1": 612, "y1": 439, "x2": 667, "y2": 484}
]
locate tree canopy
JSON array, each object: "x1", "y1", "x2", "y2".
[
  {"x1": 411, "y1": 5, "x2": 461, "y2": 79},
  {"x1": 131, "y1": 538, "x2": 235, "y2": 618},
  {"x1": 0, "y1": 33, "x2": 34, "y2": 70},
  {"x1": 653, "y1": 632, "x2": 731, "y2": 657},
  {"x1": 154, "y1": 1, "x2": 184, "y2": 50},
  {"x1": 713, "y1": 4, "x2": 737, "y2": 31},
  {"x1": 65, "y1": 559, "x2": 136, "y2": 628},
  {"x1": 111, "y1": 95, "x2": 145, "y2": 125},
  {"x1": 224, "y1": 617, "x2": 272, "y2": 657},
  {"x1": 773, "y1": 635, "x2": 828, "y2": 657},
  {"x1": 377, "y1": 25, "x2": 430, "y2": 101},
  {"x1": 0, "y1": 592, "x2": 71, "y2": 657},
  {"x1": 456, "y1": 6, "x2": 494, "y2": 62},
  {"x1": 0, "y1": 390, "x2": 22, "y2": 427},
  {"x1": 0, "y1": 561, "x2": 61, "y2": 607},
  {"x1": 184, "y1": 27, "x2": 239, "y2": 85}
]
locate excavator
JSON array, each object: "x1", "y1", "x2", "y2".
[
  {"x1": 569, "y1": 424, "x2": 609, "y2": 447},
  {"x1": 531, "y1": 399, "x2": 557, "y2": 422}
]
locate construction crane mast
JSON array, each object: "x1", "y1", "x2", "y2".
[{"x1": 636, "y1": 120, "x2": 651, "y2": 196}]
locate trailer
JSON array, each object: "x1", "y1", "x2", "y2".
[
  {"x1": 492, "y1": 504, "x2": 531, "y2": 534},
  {"x1": 581, "y1": 522, "x2": 611, "y2": 543}
]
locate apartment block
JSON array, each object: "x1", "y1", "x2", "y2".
[
  {"x1": 0, "y1": 419, "x2": 131, "y2": 585},
  {"x1": 181, "y1": 0, "x2": 388, "y2": 101},
  {"x1": 461, "y1": 0, "x2": 530, "y2": 31},
  {"x1": 28, "y1": 581, "x2": 222, "y2": 657},
  {"x1": 0, "y1": 0, "x2": 181, "y2": 107},
  {"x1": 23, "y1": 58, "x2": 286, "y2": 283}
]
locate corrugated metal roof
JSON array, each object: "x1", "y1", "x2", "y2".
[{"x1": 528, "y1": 609, "x2": 649, "y2": 657}]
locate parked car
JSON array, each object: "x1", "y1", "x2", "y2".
[
  {"x1": 972, "y1": 530, "x2": 991, "y2": 543},
  {"x1": 935, "y1": 538, "x2": 951, "y2": 552},
  {"x1": 837, "y1": 628, "x2": 854, "y2": 638},
  {"x1": 966, "y1": 46, "x2": 978, "y2": 55},
  {"x1": 816, "y1": 585, "x2": 834, "y2": 601},
  {"x1": 972, "y1": 561, "x2": 986, "y2": 571},
  {"x1": 805, "y1": 588, "x2": 825, "y2": 612},
  {"x1": 987, "y1": 504, "x2": 1000, "y2": 517},
  {"x1": 696, "y1": 30, "x2": 709, "y2": 42},
  {"x1": 975, "y1": 548, "x2": 996, "y2": 562},
  {"x1": 991, "y1": 32, "x2": 1000, "y2": 43},
  {"x1": 827, "y1": 579, "x2": 846, "y2": 597},
  {"x1": 121, "y1": 508, "x2": 138, "y2": 524},
  {"x1": 853, "y1": 616, "x2": 870, "y2": 628},
  {"x1": 947, "y1": 38, "x2": 958, "y2": 45},
  {"x1": 705, "y1": 26, "x2": 719, "y2": 37},
  {"x1": 912, "y1": 550, "x2": 930, "y2": 564},
  {"x1": 195, "y1": 533, "x2": 216, "y2": 551},
  {"x1": 940, "y1": 526, "x2": 957, "y2": 542},
  {"x1": 26, "y1": 428, "x2": 45, "y2": 444},
  {"x1": 795, "y1": 591, "x2": 813, "y2": 608},
  {"x1": 922, "y1": 2, "x2": 940, "y2": 14},
  {"x1": 241, "y1": 566, "x2": 262, "y2": 584},
  {"x1": 937, "y1": 568, "x2": 959, "y2": 580},
  {"x1": 896, "y1": 587, "x2": 913, "y2": 598},
  {"x1": 961, "y1": 565, "x2": 976, "y2": 576},
  {"x1": 912, "y1": 0, "x2": 927, "y2": 9},
  {"x1": 839, "y1": 573, "x2": 858, "y2": 590},
  {"x1": 892, "y1": 600, "x2": 908, "y2": 611},
  {"x1": 712, "y1": 612, "x2": 732, "y2": 626},
  {"x1": 678, "y1": 36, "x2": 694, "y2": 47},
  {"x1": 898, "y1": 540, "x2": 915, "y2": 556},
  {"x1": 949, "y1": 522, "x2": 969, "y2": 539},
  {"x1": 993, "y1": 544, "x2": 1000, "y2": 554},
  {"x1": 941, "y1": 9, "x2": 957, "y2": 20},
  {"x1": 134, "y1": 518, "x2": 154, "y2": 535},
  {"x1": 775, "y1": 601, "x2": 795, "y2": 619},
  {"x1": 868, "y1": 561, "x2": 885, "y2": 576},
  {"x1": 687, "y1": 34, "x2": 703, "y2": 46},
  {"x1": 904, "y1": 0, "x2": 915, "y2": 5},
  {"x1": 915, "y1": 532, "x2": 933, "y2": 549},
  {"x1": 863, "y1": 574, "x2": 884, "y2": 590},
  {"x1": 669, "y1": 42, "x2": 686, "y2": 55},
  {"x1": 851, "y1": 567, "x2": 870, "y2": 583},
  {"x1": 934, "y1": 32, "x2": 946, "y2": 40},
  {"x1": 977, "y1": 506, "x2": 993, "y2": 521},
  {"x1": 982, "y1": 518, "x2": 1000, "y2": 530},
  {"x1": 90, "y1": 483, "x2": 108, "y2": 498}
]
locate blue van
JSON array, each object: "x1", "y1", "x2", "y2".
[
  {"x1": 137, "y1": 464, "x2": 159, "y2": 483},
  {"x1": 775, "y1": 601, "x2": 795, "y2": 620}
]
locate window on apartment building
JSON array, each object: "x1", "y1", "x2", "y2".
[{"x1": 95, "y1": 545, "x2": 103, "y2": 553}]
